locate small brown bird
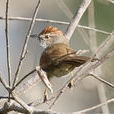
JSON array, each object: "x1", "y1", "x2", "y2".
[{"x1": 37, "y1": 26, "x2": 90, "y2": 79}]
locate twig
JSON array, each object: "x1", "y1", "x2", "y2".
[
  {"x1": 11, "y1": 92, "x2": 31, "y2": 113},
  {"x1": 75, "y1": 98, "x2": 114, "y2": 113},
  {"x1": 0, "y1": 96, "x2": 13, "y2": 99},
  {"x1": 14, "y1": 74, "x2": 40, "y2": 96},
  {"x1": 12, "y1": 0, "x2": 41, "y2": 87},
  {"x1": 64, "y1": 0, "x2": 92, "y2": 40},
  {"x1": 55, "y1": 0, "x2": 90, "y2": 47},
  {"x1": 89, "y1": 74, "x2": 114, "y2": 88},
  {"x1": 0, "y1": 74, "x2": 10, "y2": 91},
  {"x1": 0, "y1": 16, "x2": 111, "y2": 35},
  {"x1": 12, "y1": 69, "x2": 36, "y2": 90},
  {"x1": 0, "y1": 99, "x2": 57, "y2": 114},
  {"x1": 94, "y1": 31, "x2": 114, "y2": 58},
  {"x1": 5, "y1": 0, "x2": 11, "y2": 87}
]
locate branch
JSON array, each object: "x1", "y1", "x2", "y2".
[
  {"x1": 5, "y1": 0, "x2": 11, "y2": 87},
  {"x1": 0, "y1": 73, "x2": 10, "y2": 91},
  {"x1": 11, "y1": 92, "x2": 31, "y2": 113},
  {"x1": 12, "y1": 69, "x2": 36, "y2": 90},
  {"x1": 55, "y1": 0, "x2": 90, "y2": 47},
  {"x1": 94, "y1": 31, "x2": 114, "y2": 58},
  {"x1": 0, "y1": 16, "x2": 111, "y2": 35},
  {"x1": 0, "y1": 99, "x2": 57, "y2": 114},
  {"x1": 75, "y1": 98, "x2": 114, "y2": 113},
  {"x1": 14, "y1": 74, "x2": 40, "y2": 96},
  {"x1": 12, "y1": 0, "x2": 41, "y2": 87},
  {"x1": 64, "y1": 0, "x2": 92, "y2": 40},
  {"x1": 89, "y1": 74, "x2": 114, "y2": 88}
]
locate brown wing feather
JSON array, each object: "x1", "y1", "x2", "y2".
[{"x1": 60, "y1": 55, "x2": 90, "y2": 67}]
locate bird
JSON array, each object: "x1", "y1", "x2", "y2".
[{"x1": 37, "y1": 26, "x2": 91, "y2": 79}]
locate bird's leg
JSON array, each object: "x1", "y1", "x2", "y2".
[
  {"x1": 68, "y1": 71, "x2": 74, "y2": 88},
  {"x1": 43, "y1": 88, "x2": 48, "y2": 102}
]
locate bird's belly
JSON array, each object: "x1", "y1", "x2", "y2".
[{"x1": 47, "y1": 64, "x2": 75, "y2": 78}]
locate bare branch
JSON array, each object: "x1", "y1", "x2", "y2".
[
  {"x1": 64, "y1": 0, "x2": 92, "y2": 40},
  {"x1": 13, "y1": 69, "x2": 36, "y2": 90},
  {"x1": 5, "y1": 0, "x2": 11, "y2": 87},
  {"x1": 11, "y1": 92, "x2": 31, "y2": 113},
  {"x1": 0, "y1": 73, "x2": 10, "y2": 91},
  {"x1": 89, "y1": 74, "x2": 114, "y2": 88},
  {"x1": 75, "y1": 98, "x2": 114, "y2": 113},
  {"x1": 0, "y1": 99, "x2": 57, "y2": 114},
  {"x1": 0, "y1": 96, "x2": 13, "y2": 99},
  {"x1": 15, "y1": 74, "x2": 40, "y2": 96},
  {"x1": 0, "y1": 16, "x2": 111, "y2": 35},
  {"x1": 94, "y1": 31, "x2": 114, "y2": 58},
  {"x1": 12, "y1": 0, "x2": 41, "y2": 87}
]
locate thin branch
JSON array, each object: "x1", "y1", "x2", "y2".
[
  {"x1": 0, "y1": 96, "x2": 13, "y2": 99},
  {"x1": 0, "y1": 16, "x2": 111, "y2": 35},
  {"x1": 0, "y1": 99, "x2": 57, "y2": 114},
  {"x1": 12, "y1": 0, "x2": 41, "y2": 87},
  {"x1": 12, "y1": 69, "x2": 36, "y2": 90},
  {"x1": 75, "y1": 98, "x2": 114, "y2": 113},
  {"x1": 94, "y1": 31, "x2": 114, "y2": 58},
  {"x1": 5, "y1": 0, "x2": 11, "y2": 87},
  {"x1": 64, "y1": 0, "x2": 92, "y2": 40},
  {"x1": 14, "y1": 74, "x2": 40, "y2": 96},
  {"x1": 1, "y1": 97, "x2": 114, "y2": 114},
  {"x1": 78, "y1": 24, "x2": 111, "y2": 35},
  {"x1": 0, "y1": 74, "x2": 10, "y2": 91},
  {"x1": 11, "y1": 92, "x2": 31, "y2": 113},
  {"x1": 89, "y1": 74, "x2": 114, "y2": 88},
  {"x1": 55, "y1": 0, "x2": 90, "y2": 47}
]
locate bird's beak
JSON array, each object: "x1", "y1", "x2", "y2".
[{"x1": 30, "y1": 34, "x2": 38, "y2": 39}]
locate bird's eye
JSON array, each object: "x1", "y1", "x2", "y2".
[{"x1": 45, "y1": 35, "x2": 49, "y2": 39}]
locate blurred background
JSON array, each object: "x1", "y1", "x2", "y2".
[{"x1": 0, "y1": 0, "x2": 114, "y2": 113}]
